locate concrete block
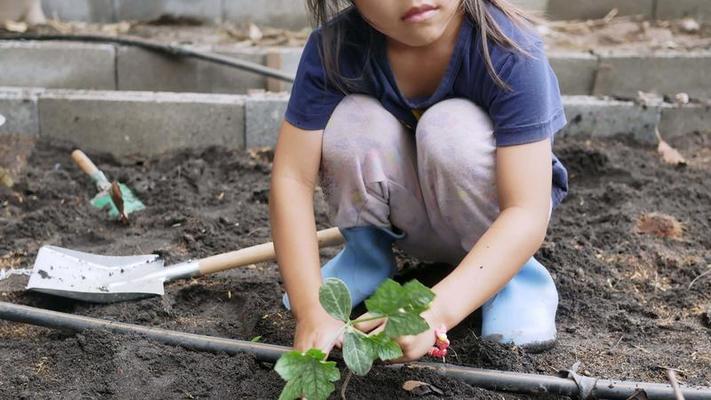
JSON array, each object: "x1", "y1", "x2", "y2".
[
  {"x1": 245, "y1": 93, "x2": 288, "y2": 148},
  {"x1": 115, "y1": 0, "x2": 222, "y2": 23},
  {"x1": 560, "y1": 96, "x2": 660, "y2": 143},
  {"x1": 659, "y1": 103, "x2": 711, "y2": 138},
  {"x1": 656, "y1": 0, "x2": 711, "y2": 20},
  {"x1": 38, "y1": 90, "x2": 245, "y2": 157},
  {"x1": 0, "y1": 41, "x2": 116, "y2": 90},
  {"x1": 593, "y1": 51, "x2": 711, "y2": 99},
  {"x1": 546, "y1": 0, "x2": 654, "y2": 20},
  {"x1": 224, "y1": 0, "x2": 308, "y2": 29},
  {"x1": 211, "y1": 47, "x2": 267, "y2": 93},
  {"x1": 549, "y1": 52, "x2": 598, "y2": 95},
  {"x1": 265, "y1": 47, "x2": 302, "y2": 92},
  {"x1": 117, "y1": 45, "x2": 265, "y2": 94},
  {"x1": 41, "y1": 0, "x2": 114, "y2": 22},
  {"x1": 0, "y1": 87, "x2": 40, "y2": 136}
]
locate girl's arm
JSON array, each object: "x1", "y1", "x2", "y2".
[
  {"x1": 377, "y1": 138, "x2": 553, "y2": 361},
  {"x1": 430, "y1": 138, "x2": 553, "y2": 329},
  {"x1": 270, "y1": 120, "x2": 345, "y2": 351}
]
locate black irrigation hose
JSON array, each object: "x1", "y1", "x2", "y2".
[
  {"x1": 0, "y1": 33, "x2": 296, "y2": 83},
  {"x1": 2, "y1": 301, "x2": 710, "y2": 400}
]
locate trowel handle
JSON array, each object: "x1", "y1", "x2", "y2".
[
  {"x1": 72, "y1": 150, "x2": 110, "y2": 188},
  {"x1": 197, "y1": 227, "x2": 344, "y2": 276}
]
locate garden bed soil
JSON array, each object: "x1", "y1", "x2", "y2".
[{"x1": 1, "y1": 132, "x2": 710, "y2": 399}]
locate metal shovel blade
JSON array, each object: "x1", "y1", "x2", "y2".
[{"x1": 26, "y1": 246, "x2": 165, "y2": 303}]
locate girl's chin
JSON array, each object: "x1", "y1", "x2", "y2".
[{"x1": 389, "y1": 28, "x2": 447, "y2": 47}]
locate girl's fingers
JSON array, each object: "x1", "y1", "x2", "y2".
[
  {"x1": 353, "y1": 312, "x2": 383, "y2": 332},
  {"x1": 367, "y1": 323, "x2": 385, "y2": 337}
]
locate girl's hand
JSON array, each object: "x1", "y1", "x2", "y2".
[
  {"x1": 293, "y1": 306, "x2": 346, "y2": 354},
  {"x1": 354, "y1": 309, "x2": 444, "y2": 363}
]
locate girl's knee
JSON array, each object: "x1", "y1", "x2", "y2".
[
  {"x1": 323, "y1": 95, "x2": 408, "y2": 164},
  {"x1": 415, "y1": 99, "x2": 495, "y2": 168}
]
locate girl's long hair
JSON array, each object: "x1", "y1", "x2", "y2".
[{"x1": 306, "y1": 0, "x2": 535, "y2": 92}]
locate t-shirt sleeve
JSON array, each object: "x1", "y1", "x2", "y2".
[
  {"x1": 284, "y1": 31, "x2": 345, "y2": 131},
  {"x1": 484, "y1": 42, "x2": 567, "y2": 147}
]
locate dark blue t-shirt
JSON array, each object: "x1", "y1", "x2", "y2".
[{"x1": 286, "y1": 6, "x2": 568, "y2": 206}]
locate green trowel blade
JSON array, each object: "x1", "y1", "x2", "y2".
[{"x1": 90, "y1": 182, "x2": 145, "y2": 219}]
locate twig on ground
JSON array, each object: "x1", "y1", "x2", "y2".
[
  {"x1": 340, "y1": 370, "x2": 353, "y2": 400},
  {"x1": 666, "y1": 368, "x2": 686, "y2": 400},
  {"x1": 631, "y1": 344, "x2": 651, "y2": 354},
  {"x1": 688, "y1": 266, "x2": 711, "y2": 289},
  {"x1": 607, "y1": 335, "x2": 624, "y2": 354}
]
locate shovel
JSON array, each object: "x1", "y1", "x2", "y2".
[
  {"x1": 71, "y1": 149, "x2": 145, "y2": 221},
  {"x1": 26, "y1": 227, "x2": 345, "y2": 303}
]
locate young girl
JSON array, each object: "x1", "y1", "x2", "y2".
[{"x1": 270, "y1": 0, "x2": 568, "y2": 361}]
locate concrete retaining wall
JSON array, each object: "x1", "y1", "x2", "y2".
[
  {"x1": 0, "y1": 41, "x2": 116, "y2": 90},
  {"x1": 0, "y1": 87, "x2": 41, "y2": 136},
  {"x1": 36, "y1": 0, "x2": 711, "y2": 25},
  {"x1": 2, "y1": 41, "x2": 710, "y2": 99},
  {"x1": 2, "y1": 88, "x2": 707, "y2": 156},
  {"x1": 41, "y1": 0, "x2": 310, "y2": 28}
]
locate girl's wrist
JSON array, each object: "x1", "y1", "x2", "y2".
[{"x1": 427, "y1": 291, "x2": 460, "y2": 330}]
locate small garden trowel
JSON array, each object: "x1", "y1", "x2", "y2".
[{"x1": 71, "y1": 149, "x2": 145, "y2": 221}]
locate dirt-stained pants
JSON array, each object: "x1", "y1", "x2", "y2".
[{"x1": 321, "y1": 95, "x2": 500, "y2": 265}]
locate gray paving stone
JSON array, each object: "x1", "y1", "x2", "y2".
[
  {"x1": 38, "y1": 90, "x2": 245, "y2": 157},
  {"x1": 0, "y1": 87, "x2": 41, "y2": 136},
  {"x1": 42, "y1": 0, "x2": 114, "y2": 22},
  {"x1": 549, "y1": 52, "x2": 598, "y2": 95},
  {"x1": 559, "y1": 96, "x2": 660, "y2": 143},
  {"x1": 0, "y1": 41, "x2": 116, "y2": 90},
  {"x1": 245, "y1": 93, "x2": 288, "y2": 148},
  {"x1": 116, "y1": 45, "x2": 265, "y2": 94},
  {"x1": 659, "y1": 102, "x2": 711, "y2": 138},
  {"x1": 593, "y1": 50, "x2": 711, "y2": 99}
]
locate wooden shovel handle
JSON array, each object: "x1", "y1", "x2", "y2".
[
  {"x1": 71, "y1": 150, "x2": 100, "y2": 177},
  {"x1": 197, "y1": 227, "x2": 344, "y2": 275}
]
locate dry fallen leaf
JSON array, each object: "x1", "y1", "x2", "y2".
[
  {"x1": 402, "y1": 380, "x2": 444, "y2": 396},
  {"x1": 675, "y1": 92, "x2": 690, "y2": 105},
  {"x1": 657, "y1": 140, "x2": 687, "y2": 166},
  {"x1": 678, "y1": 17, "x2": 701, "y2": 34},
  {"x1": 635, "y1": 212, "x2": 684, "y2": 239},
  {"x1": 248, "y1": 23, "x2": 263, "y2": 42},
  {"x1": 4, "y1": 20, "x2": 28, "y2": 33}
]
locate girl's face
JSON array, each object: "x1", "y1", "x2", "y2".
[{"x1": 352, "y1": 0, "x2": 462, "y2": 47}]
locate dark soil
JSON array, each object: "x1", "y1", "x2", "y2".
[{"x1": 1, "y1": 132, "x2": 710, "y2": 399}]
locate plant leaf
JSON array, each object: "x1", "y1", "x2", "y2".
[
  {"x1": 385, "y1": 312, "x2": 430, "y2": 337},
  {"x1": 364, "y1": 279, "x2": 402, "y2": 315},
  {"x1": 319, "y1": 278, "x2": 352, "y2": 322},
  {"x1": 343, "y1": 331, "x2": 377, "y2": 376},
  {"x1": 365, "y1": 279, "x2": 435, "y2": 338},
  {"x1": 403, "y1": 280, "x2": 435, "y2": 312},
  {"x1": 275, "y1": 349, "x2": 340, "y2": 400},
  {"x1": 364, "y1": 333, "x2": 403, "y2": 361}
]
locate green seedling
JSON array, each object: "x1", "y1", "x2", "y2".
[{"x1": 275, "y1": 278, "x2": 435, "y2": 400}]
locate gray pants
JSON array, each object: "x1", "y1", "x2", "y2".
[{"x1": 321, "y1": 95, "x2": 500, "y2": 265}]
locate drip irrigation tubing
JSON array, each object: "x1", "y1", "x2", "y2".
[
  {"x1": 1, "y1": 301, "x2": 710, "y2": 400},
  {"x1": 0, "y1": 33, "x2": 296, "y2": 83}
]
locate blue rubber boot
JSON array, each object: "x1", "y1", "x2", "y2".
[
  {"x1": 481, "y1": 257, "x2": 558, "y2": 351},
  {"x1": 283, "y1": 226, "x2": 401, "y2": 310}
]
